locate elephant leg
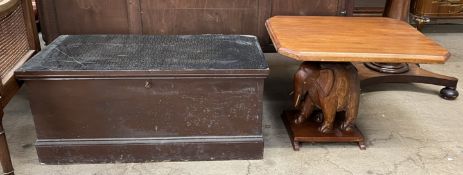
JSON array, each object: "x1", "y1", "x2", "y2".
[
  {"x1": 341, "y1": 69, "x2": 361, "y2": 132},
  {"x1": 319, "y1": 104, "x2": 336, "y2": 133},
  {"x1": 294, "y1": 100, "x2": 314, "y2": 124},
  {"x1": 341, "y1": 100, "x2": 359, "y2": 132}
]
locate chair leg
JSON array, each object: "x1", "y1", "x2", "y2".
[{"x1": 0, "y1": 111, "x2": 14, "y2": 175}]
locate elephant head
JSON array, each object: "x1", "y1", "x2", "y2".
[{"x1": 293, "y1": 63, "x2": 335, "y2": 109}]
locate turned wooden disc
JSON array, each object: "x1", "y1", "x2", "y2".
[{"x1": 364, "y1": 62, "x2": 410, "y2": 74}]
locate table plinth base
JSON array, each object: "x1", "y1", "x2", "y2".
[
  {"x1": 354, "y1": 63, "x2": 459, "y2": 100},
  {"x1": 281, "y1": 110, "x2": 366, "y2": 151}
]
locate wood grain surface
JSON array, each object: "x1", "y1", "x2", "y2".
[
  {"x1": 266, "y1": 16, "x2": 450, "y2": 64},
  {"x1": 37, "y1": 0, "x2": 352, "y2": 45},
  {"x1": 271, "y1": 0, "x2": 347, "y2": 16}
]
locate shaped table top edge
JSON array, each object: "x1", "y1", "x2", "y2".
[{"x1": 265, "y1": 16, "x2": 451, "y2": 64}]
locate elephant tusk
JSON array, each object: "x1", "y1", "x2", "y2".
[
  {"x1": 289, "y1": 91, "x2": 294, "y2": 96},
  {"x1": 294, "y1": 95, "x2": 301, "y2": 108}
]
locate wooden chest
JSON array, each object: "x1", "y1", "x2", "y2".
[{"x1": 15, "y1": 35, "x2": 269, "y2": 164}]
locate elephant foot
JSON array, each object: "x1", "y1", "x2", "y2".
[
  {"x1": 293, "y1": 114, "x2": 307, "y2": 125},
  {"x1": 319, "y1": 125, "x2": 334, "y2": 133},
  {"x1": 340, "y1": 122, "x2": 354, "y2": 132}
]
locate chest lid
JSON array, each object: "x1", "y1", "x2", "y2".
[{"x1": 15, "y1": 35, "x2": 269, "y2": 79}]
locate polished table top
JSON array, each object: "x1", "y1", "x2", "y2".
[{"x1": 265, "y1": 16, "x2": 450, "y2": 64}]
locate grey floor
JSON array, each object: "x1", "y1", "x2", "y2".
[{"x1": 4, "y1": 26, "x2": 463, "y2": 174}]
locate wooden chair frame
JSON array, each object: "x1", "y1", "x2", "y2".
[{"x1": 0, "y1": 0, "x2": 40, "y2": 174}]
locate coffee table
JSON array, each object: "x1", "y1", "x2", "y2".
[{"x1": 266, "y1": 16, "x2": 453, "y2": 150}]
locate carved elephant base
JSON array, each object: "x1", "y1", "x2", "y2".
[
  {"x1": 283, "y1": 62, "x2": 366, "y2": 150},
  {"x1": 291, "y1": 62, "x2": 360, "y2": 133},
  {"x1": 282, "y1": 110, "x2": 366, "y2": 150}
]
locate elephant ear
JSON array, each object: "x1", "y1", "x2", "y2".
[{"x1": 316, "y1": 69, "x2": 335, "y2": 97}]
